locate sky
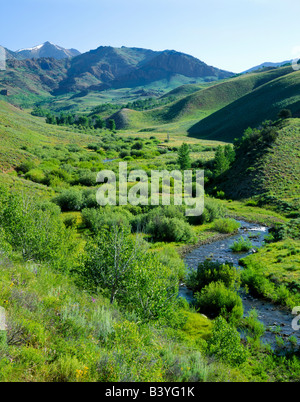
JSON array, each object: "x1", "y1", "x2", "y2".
[{"x1": 1, "y1": 0, "x2": 300, "y2": 72}]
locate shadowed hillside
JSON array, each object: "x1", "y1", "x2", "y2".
[
  {"x1": 213, "y1": 119, "x2": 300, "y2": 209},
  {"x1": 188, "y1": 67, "x2": 300, "y2": 142}
]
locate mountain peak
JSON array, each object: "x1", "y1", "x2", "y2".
[{"x1": 15, "y1": 42, "x2": 81, "y2": 60}]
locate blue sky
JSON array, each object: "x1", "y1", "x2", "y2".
[{"x1": 1, "y1": 0, "x2": 300, "y2": 72}]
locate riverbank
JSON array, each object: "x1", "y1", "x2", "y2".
[
  {"x1": 220, "y1": 199, "x2": 288, "y2": 226},
  {"x1": 180, "y1": 219, "x2": 300, "y2": 348},
  {"x1": 179, "y1": 201, "x2": 287, "y2": 257},
  {"x1": 179, "y1": 231, "x2": 234, "y2": 257}
]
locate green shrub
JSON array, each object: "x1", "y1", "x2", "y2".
[
  {"x1": 130, "y1": 150, "x2": 144, "y2": 158},
  {"x1": 187, "y1": 260, "x2": 241, "y2": 292},
  {"x1": 119, "y1": 151, "x2": 130, "y2": 159},
  {"x1": 152, "y1": 205, "x2": 186, "y2": 220},
  {"x1": 194, "y1": 281, "x2": 243, "y2": 320},
  {"x1": 17, "y1": 160, "x2": 38, "y2": 174},
  {"x1": 53, "y1": 189, "x2": 84, "y2": 211},
  {"x1": 213, "y1": 218, "x2": 241, "y2": 234},
  {"x1": 79, "y1": 226, "x2": 178, "y2": 321},
  {"x1": 82, "y1": 207, "x2": 133, "y2": 233},
  {"x1": 124, "y1": 253, "x2": 179, "y2": 322},
  {"x1": 206, "y1": 317, "x2": 249, "y2": 367},
  {"x1": 163, "y1": 349, "x2": 209, "y2": 382},
  {"x1": 146, "y1": 216, "x2": 195, "y2": 243},
  {"x1": 67, "y1": 144, "x2": 81, "y2": 152},
  {"x1": 0, "y1": 192, "x2": 79, "y2": 270},
  {"x1": 189, "y1": 197, "x2": 227, "y2": 225},
  {"x1": 241, "y1": 263, "x2": 277, "y2": 300},
  {"x1": 230, "y1": 236, "x2": 253, "y2": 252},
  {"x1": 136, "y1": 206, "x2": 195, "y2": 243},
  {"x1": 49, "y1": 355, "x2": 84, "y2": 382},
  {"x1": 131, "y1": 141, "x2": 143, "y2": 150},
  {"x1": 44, "y1": 168, "x2": 72, "y2": 186},
  {"x1": 74, "y1": 170, "x2": 97, "y2": 187},
  {"x1": 278, "y1": 109, "x2": 292, "y2": 119},
  {"x1": 241, "y1": 309, "x2": 265, "y2": 341},
  {"x1": 25, "y1": 168, "x2": 46, "y2": 184},
  {"x1": 82, "y1": 189, "x2": 99, "y2": 209}
]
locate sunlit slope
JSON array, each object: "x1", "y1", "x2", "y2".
[{"x1": 0, "y1": 101, "x2": 95, "y2": 171}]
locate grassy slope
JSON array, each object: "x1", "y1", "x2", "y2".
[
  {"x1": 152, "y1": 68, "x2": 294, "y2": 122},
  {"x1": 0, "y1": 101, "x2": 98, "y2": 171},
  {"x1": 215, "y1": 119, "x2": 300, "y2": 208},
  {"x1": 0, "y1": 251, "x2": 215, "y2": 382},
  {"x1": 0, "y1": 100, "x2": 225, "y2": 200},
  {"x1": 0, "y1": 101, "x2": 101, "y2": 196},
  {"x1": 241, "y1": 239, "x2": 300, "y2": 292},
  {"x1": 110, "y1": 67, "x2": 296, "y2": 134},
  {"x1": 161, "y1": 83, "x2": 209, "y2": 98},
  {"x1": 188, "y1": 67, "x2": 300, "y2": 142}
]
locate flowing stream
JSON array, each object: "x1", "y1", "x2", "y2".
[{"x1": 180, "y1": 220, "x2": 300, "y2": 348}]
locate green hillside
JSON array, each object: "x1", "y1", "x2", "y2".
[
  {"x1": 0, "y1": 100, "x2": 103, "y2": 197},
  {"x1": 0, "y1": 59, "x2": 70, "y2": 108},
  {"x1": 214, "y1": 118, "x2": 300, "y2": 209},
  {"x1": 188, "y1": 67, "x2": 300, "y2": 142},
  {"x1": 107, "y1": 66, "x2": 296, "y2": 133},
  {"x1": 155, "y1": 67, "x2": 294, "y2": 122},
  {"x1": 161, "y1": 83, "x2": 209, "y2": 98},
  {"x1": 0, "y1": 101, "x2": 98, "y2": 171}
]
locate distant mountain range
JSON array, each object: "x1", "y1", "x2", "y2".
[
  {"x1": 54, "y1": 46, "x2": 234, "y2": 94},
  {"x1": 2, "y1": 41, "x2": 296, "y2": 77},
  {"x1": 243, "y1": 60, "x2": 292, "y2": 73},
  {"x1": 0, "y1": 44, "x2": 234, "y2": 98}
]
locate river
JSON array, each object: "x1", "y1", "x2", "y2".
[{"x1": 180, "y1": 220, "x2": 300, "y2": 348}]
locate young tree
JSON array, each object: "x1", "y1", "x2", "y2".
[
  {"x1": 177, "y1": 143, "x2": 191, "y2": 170},
  {"x1": 94, "y1": 116, "x2": 104, "y2": 129},
  {"x1": 278, "y1": 109, "x2": 292, "y2": 119},
  {"x1": 0, "y1": 189, "x2": 79, "y2": 270},
  {"x1": 214, "y1": 145, "x2": 230, "y2": 176},
  {"x1": 124, "y1": 253, "x2": 179, "y2": 322},
  {"x1": 81, "y1": 225, "x2": 145, "y2": 304},
  {"x1": 224, "y1": 144, "x2": 235, "y2": 165},
  {"x1": 79, "y1": 225, "x2": 179, "y2": 320},
  {"x1": 78, "y1": 116, "x2": 90, "y2": 127},
  {"x1": 107, "y1": 119, "x2": 116, "y2": 131}
]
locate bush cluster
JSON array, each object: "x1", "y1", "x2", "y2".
[
  {"x1": 0, "y1": 187, "x2": 79, "y2": 271},
  {"x1": 187, "y1": 259, "x2": 243, "y2": 322}
]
